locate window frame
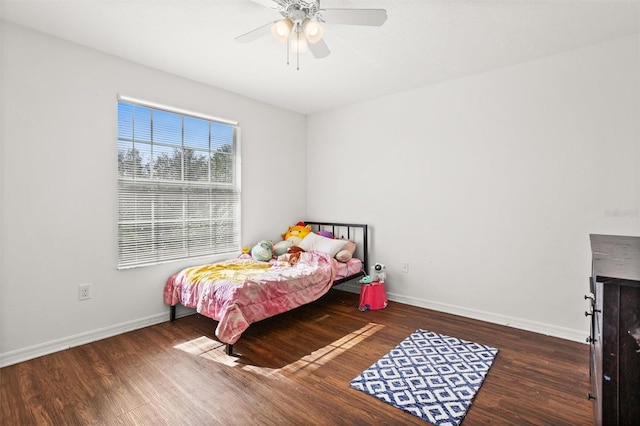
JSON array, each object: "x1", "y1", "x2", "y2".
[{"x1": 116, "y1": 95, "x2": 241, "y2": 269}]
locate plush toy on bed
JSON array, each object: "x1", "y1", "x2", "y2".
[
  {"x1": 272, "y1": 240, "x2": 293, "y2": 256},
  {"x1": 281, "y1": 222, "x2": 312, "y2": 246},
  {"x1": 286, "y1": 245, "x2": 306, "y2": 264},
  {"x1": 317, "y1": 230, "x2": 333, "y2": 239},
  {"x1": 336, "y1": 240, "x2": 356, "y2": 263},
  {"x1": 251, "y1": 240, "x2": 273, "y2": 261}
]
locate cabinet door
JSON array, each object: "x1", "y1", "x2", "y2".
[{"x1": 618, "y1": 283, "x2": 640, "y2": 424}]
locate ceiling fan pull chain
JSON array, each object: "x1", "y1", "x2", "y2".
[
  {"x1": 297, "y1": 30, "x2": 300, "y2": 71},
  {"x1": 286, "y1": 34, "x2": 290, "y2": 66}
]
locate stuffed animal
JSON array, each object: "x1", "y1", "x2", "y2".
[
  {"x1": 371, "y1": 262, "x2": 387, "y2": 282},
  {"x1": 317, "y1": 230, "x2": 333, "y2": 239},
  {"x1": 286, "y1": 246, "x2": 306, "y2": 264},
  {"x1": 251, "y1": 240, "x2": 273, "y2": 261},
  {"x1": 287, "y1": 246, "x2": 305, "y2": 255},
  {"x1": 336, "y1": 240, "x2": 356, "y2": 263},
  {"x1": 272, "y1": 240, "x2": 293, "y2": 256},
  {"x1": 281, "y1": 222, "x2": 312, "y2": 246}
]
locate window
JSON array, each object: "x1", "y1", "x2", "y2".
[{"x1": 117, "y1": 96, "x2": 240, "y2": 268}]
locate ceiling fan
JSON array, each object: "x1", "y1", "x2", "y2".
[{"x1": 236, "y1": 0, "x2": 388, "y2": 69}]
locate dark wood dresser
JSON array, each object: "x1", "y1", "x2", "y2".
[{"x1": 587, "y1": 234, "x2": 640, "y2": 425}]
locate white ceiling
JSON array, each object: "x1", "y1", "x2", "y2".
[{"x1": 2, "y1": 0, "x2": 640, "y2": 114}]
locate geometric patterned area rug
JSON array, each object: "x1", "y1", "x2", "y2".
[{"x1": 350, "y1": 329, "x2": 498, "y2": 426}]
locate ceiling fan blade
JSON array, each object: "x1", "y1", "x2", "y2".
[
  {"x1": 307, "y1": 38, "x2": 330, "y2": 59},
  {"x1": 321, "y1": 9, "x2": 387, "y2": 26},
  {"x1": 235, "y1": 21, "x2": 276, "y2": 43}
]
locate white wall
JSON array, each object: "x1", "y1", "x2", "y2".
[
  {"x1": 0, "y1": 22, "x2": 307, "y2": 366},
  {"x1": 307, "y1": 34, "x2": 640, "y2": 342}
]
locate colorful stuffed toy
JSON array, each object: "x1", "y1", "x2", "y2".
[
  {"x1": 317, "y1": 230, "x2": 333, "y2": 239},
  {"x1": 286, "y1": 245, "x2": 306, "y2": 264},
  {"x1": 281, "y1": 222, "x2": 312, "y2": 246},
  {"x1": 251, "y1": 240, "x2": 273, "y2": 261}
]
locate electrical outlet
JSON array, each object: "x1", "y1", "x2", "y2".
[
  {"x1": 78, "y1": 283, "x2": 91, "y2": 300},
  {"x1": 402, "y1": 262, "x2": 409, "y2": 273}
]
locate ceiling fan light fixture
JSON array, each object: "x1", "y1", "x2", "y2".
[
  {"x1": 302, "y1": 19, "x2": 324, "y2": 44},
  {"x1": 236, "y1": 1, "x2": 388, "y2": 69},
  {"x1": 271, "y1": 18, "x2": 293, "y2": 42}
]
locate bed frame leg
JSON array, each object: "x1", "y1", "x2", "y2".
[
  {"x1": 170, "y1": 305, "x2": 176, "y2": 321},
  {"x1": 225, "y1": 344, "x2": 233, "y2": 356}
]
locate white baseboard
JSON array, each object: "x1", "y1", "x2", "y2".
[
  {"x1": 0, "y1": 311, "x2": 170, "y2": 368},
  {"x1": 336, "y1": 282, "x2": 587, "y2": 343}
]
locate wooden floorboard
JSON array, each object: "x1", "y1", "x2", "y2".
[{"x1": 0, "y1": 289, "x2": 593, "y2": 425}]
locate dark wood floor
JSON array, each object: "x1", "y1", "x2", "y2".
[{"x1": 1, "y1": 289, "x2": 593, "y2": 425}]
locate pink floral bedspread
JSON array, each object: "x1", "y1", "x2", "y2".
[{"x1": 164, "y1": 251, "x2": 342, "y2": 344}]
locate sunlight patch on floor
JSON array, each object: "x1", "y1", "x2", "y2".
[
  {"x1": 173, "y1": 322, "x2": 384, "y2": 373},
  {"x1": 173, "y1": 336, "x2": 223, "y2": 355},
  {"x1": 173, "y1": 336, "x2": 240, "y2": 367},
  {"x1": 279, "y1": 322, "x2": 385, "y2": 376}
]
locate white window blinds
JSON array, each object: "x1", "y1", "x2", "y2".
[{"x1": 117, "y1": 97, "x2": 240, "y2": 268}]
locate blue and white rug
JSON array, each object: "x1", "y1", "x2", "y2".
[{"x1": 350, "y1": 329, "x2": 498, "y2": 425}]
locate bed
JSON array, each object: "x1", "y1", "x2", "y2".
[{"x1": 164, "y1": 221, "x2": 368, "y2": 355}]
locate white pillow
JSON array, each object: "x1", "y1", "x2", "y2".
[
  {"x1": 298, "y1": 232, "x2": 347, "y2": 257},
  {"x1": 297, "y1": 232, "x2": 322, "y2": 251}
]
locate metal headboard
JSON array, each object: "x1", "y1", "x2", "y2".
[{"x1": 304, "y1": 221, "x2": 369, "y2": 275}]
